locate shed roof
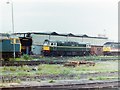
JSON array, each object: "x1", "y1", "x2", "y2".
[{"x1": 14, "y1": 32, "x2": 108, "y2": 39}]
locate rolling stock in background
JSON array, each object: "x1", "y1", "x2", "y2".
[
  {"x1": 0, "y1": 32, "x2": 119, "y2": 60},
  {"x1": 103, "y1": 42, "x2": 120, "y2": 56}
]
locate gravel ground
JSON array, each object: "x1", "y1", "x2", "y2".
[
  {"x1": 0, "y1": 71, "x2": 118, "y2": 82},
  {"x1": 0, "y1": 79, "x2": 119, "y2": 88}
]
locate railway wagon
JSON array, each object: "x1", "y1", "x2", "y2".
[
  {"x1": 103, "y1": 42, "x2": 120, "y2": 56},
  {"x1": 42, "y1": 39, "x2": 91, "y2": 56},
  {"x1": 0, "y1": 38, "x2": 21, "y2": 60}
]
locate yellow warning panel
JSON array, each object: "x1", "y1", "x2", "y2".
[
  {"x1": 43, "y1": 46, "x2": 50, "y2": 50},
  {"x1": 103, "y1": 47, "x2": 110, "y2": 52}
]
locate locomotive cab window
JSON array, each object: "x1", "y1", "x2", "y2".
[
  {"x1": 50, "y1": 43, "x2": 54, "y2": 46},
  {"x1": 50, "y1": 42, "x2": 57, "y2": 46},
  {"x1": 86, "y1": 44, "x2": 90, "y2": 48},
  {"x1": 16, "y1": 39, "x2": 20, "y2": 44},
  {"x1": 43, "y1": 41, "x2": 49, "y2": 46},
  {"x1": 79, "y1": 44, "x2": 86, "y2": 47},
  {"x1": 11, "y1": 39, "x2": 15, "y2": 44},
  {"x1": 104, "y1": 44, "x2": 111, "y2": 47},
  {"x1": 11, "y1": 38, "x2": 20, "y2": 44}
]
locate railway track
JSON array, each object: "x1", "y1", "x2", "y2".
[
  {"x1": 0, "y1": 57, "x2": 119, "y2": 66},
  {"x1": 0, "y1": 60, "x2": 65, "y2": 66},
  {"x1": 0, "y1": 80, "x2": 119, "y2": 90}
]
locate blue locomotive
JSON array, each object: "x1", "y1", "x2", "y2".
[{"x1": 0, "y1": 38, "x2": 21, "y2": 60}]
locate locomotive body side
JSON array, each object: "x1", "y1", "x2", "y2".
[
  {"x1": 0, "y1": 38, "x2": 21, "y2": 60},
  {"x1": 42, "y1": 40, "x2": 91, "y2": 56}
]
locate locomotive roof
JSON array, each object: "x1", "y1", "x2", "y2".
[
  {"x1": 104, "y1": 42, "x2": 120, "y2": 45},
  {"x1": 45, "y1": 39, "x2": 89, "y2": 44},
  {"x1": 0, "y1": 37, "x2": 20, "y2": 40}
]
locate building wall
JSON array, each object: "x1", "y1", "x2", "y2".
[
  {"x1": 31, "y1": 34, "x2": 108, "y2": 46},
  {"x1": 50, "y1": 35, "x2": 67, "y2": 41},
  {"x1": 32, "y1": 45, "x2": 42, "y2": 55},
  {"x1": 90, "y1": 46, "x2": 103, "y2": 55},
  {"x1": 82, "y1": 37, "x2": 108, "y2": 46},
  {"x1": 31, "y1": 34, "x2": 49, "y2": 45},
  {"x1": 67, "y1": 36, "x2": 83, "y2": 42}
]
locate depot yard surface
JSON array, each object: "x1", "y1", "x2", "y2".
[
  {"x1": 0, "y1": 58, "x2": 118, "y2": 86},
  {"x1": 0, "y1": 56, "x2": 119, "y2": 88}
]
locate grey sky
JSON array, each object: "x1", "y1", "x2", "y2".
[{"x1": 0, "y1": 0, "x2": 118, "y2": 41}]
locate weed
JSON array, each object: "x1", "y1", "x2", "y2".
[
  {"x1": 15, "y1": 78, "x2": 21, "y2": 83},
  {"x1": 62, "y1": 69, "x2": 70, "y2": 75},
  {"x1": 20, "y1": 65, "x2": 30, "y2": 71},
  {"x1": 9, "y1": 67, "x2": 16, "y2": 71},
  {"x1": 22, "y1": 54, "x2": 32, "y2": 60},
  {"x1": 95, "y1": 76, "x2": 117, "y2": 80},
  {"x1": 49, "y1": 80, "x2": 55, "y2": 83},
  {"x1": 3, "y1": 66, "x2": 9, "y2": 71},
  {"x1": 88, "y1": 77, "x2": 94, "y2": 80},
  {"x1": 37, "y1": 65, "x2": 42, "y2": 71},
  {"x1": 0, "y1": 84, "x2": 6, "y2": 87}
]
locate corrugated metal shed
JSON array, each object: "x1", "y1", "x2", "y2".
[
  {"x1": 14, "y1": 32, "x2": 108, "y2": 46},
  {"x1": 26, "y1": 32, "x2": 108, "y2": 46}
]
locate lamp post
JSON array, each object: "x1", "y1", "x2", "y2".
[{"x1": 6, "y1": 0, "x2": 15, "y2": 59}]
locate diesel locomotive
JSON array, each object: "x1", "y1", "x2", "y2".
[
  {"x1": 0, "y1": 38, "x2": 21, "y2": 60},
  {"x1": 42, "y1": 39, "x2": 91, "y2": 56},
  {"x1": 103, "y1": 42, "x2": 120, "y2": 55}
]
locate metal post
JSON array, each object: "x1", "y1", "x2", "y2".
[
  {"x1": 7, "y1": 0, "x2": 15, "y2": 59},
  {"x1": 49, "y1": 34, "x2": 51, "y2": 40},
  {"x1": 82, "y1": 36, "x2": 83, "y2": 42},
  {"x1": 67, "y1": 35, "x2": 69, "y2": 41}
]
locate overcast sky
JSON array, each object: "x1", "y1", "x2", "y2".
[{"x1": 0, "y1": 0, "x2": 119, "y2": 41}]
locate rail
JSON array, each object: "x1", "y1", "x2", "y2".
[
  {"x1": 0, "y1": 80, "x2": 119, "y2": 90},
  {"x1": 0, "y1": 56, "x2": 119, "y2": 66}
]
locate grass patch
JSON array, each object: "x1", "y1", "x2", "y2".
[
  {"x1": 0, "y1": 60, "x2": 118, "y2": 77},
  {"x1": 36, "y1": 64, "x2": 71, "y2": 75},
  {"x1": 73, "y1": 61, "x2": 118, "y2": 74}
]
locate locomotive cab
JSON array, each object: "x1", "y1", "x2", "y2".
[{"x1": 42, "y1": 40, "x2": 58, "y2": 56}]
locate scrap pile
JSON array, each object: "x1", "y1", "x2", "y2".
[{"x1": 64, "y1": 60, "x2": 95, "y2": 67}]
